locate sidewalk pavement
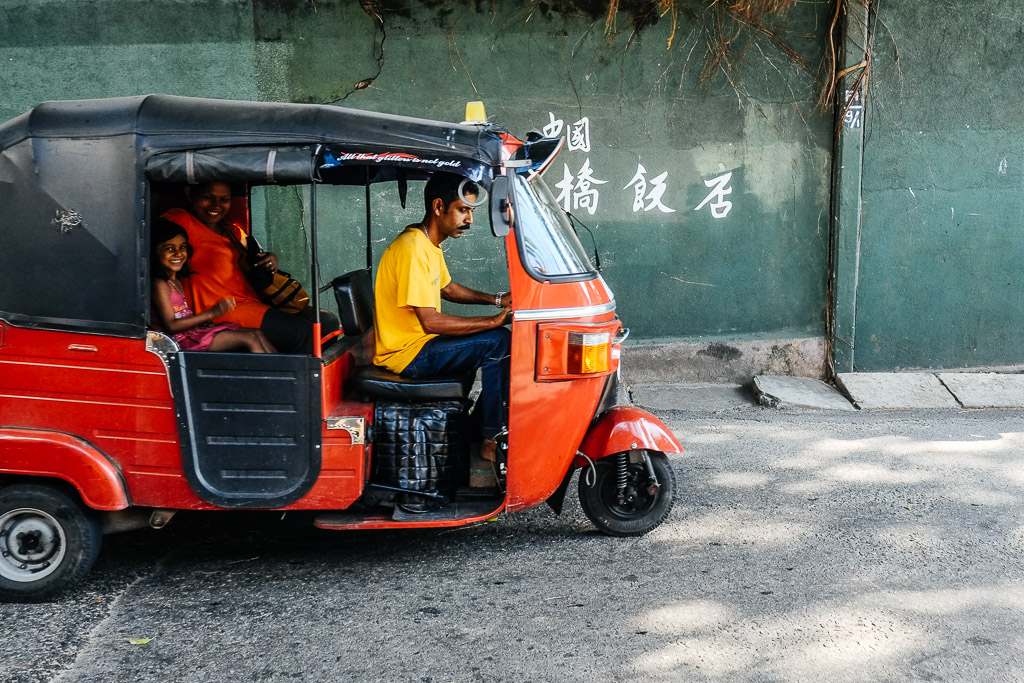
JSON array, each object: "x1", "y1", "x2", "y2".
[{"x1": 626, "y1": 371, "x2": 1024, "y2": 412}]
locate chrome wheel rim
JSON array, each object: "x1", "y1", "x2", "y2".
[{"x1": 0, "y1": 508, "x2": 66, "y2": 582}]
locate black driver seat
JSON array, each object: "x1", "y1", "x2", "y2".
[{"x1": 332, "y1": 269, "x2": 473, "y2": 401}]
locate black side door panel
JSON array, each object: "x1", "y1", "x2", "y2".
[{"x1": 169, "y1": 352, "x2": 322, "y2": 508}]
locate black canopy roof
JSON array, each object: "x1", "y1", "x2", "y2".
[{"x1": 0, "y1": 94, "x2": 505, "y2": 165}]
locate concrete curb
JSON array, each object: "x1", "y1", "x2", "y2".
[
  {"x1": 752, "y1": 375, "x2": 856, "y2": 410},
  {"x1": 936, "y1": 372, "x2": 1024, "y2": 408},
  {"x1": 836, "y1": 372, "x2": 961, "y2": 410},
  {"x1": 627, "y1": 372, "x2": 1024, "y2": 413},
  {"x1": 626, "y1": 383, "x2": 755, "y2": 412},
  {"x1": 750, "y1": 372, "x2": 1024, "y2": 411}
]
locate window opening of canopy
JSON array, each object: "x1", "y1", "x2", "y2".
[{"x1": 512, "y1": 174, "x2": 597, "y2": 283}]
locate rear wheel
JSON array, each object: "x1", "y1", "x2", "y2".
[
  {"x1": 0, "y1": 484, "x2": 101, "y2": 602},
  {"x1": 578, "y1": 451, "x2": 676, "y2": 537}
]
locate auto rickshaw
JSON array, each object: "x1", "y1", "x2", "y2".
[{"x1": 0, "y1": 95, "x2": 682, "y2": 601}]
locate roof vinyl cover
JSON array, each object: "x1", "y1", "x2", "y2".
[{"x1": 0, "y1": 96, "x2": 505, "y2": 167}]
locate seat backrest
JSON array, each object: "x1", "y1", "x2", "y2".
[{"x1": 332, "y1": 268, "x2": 374, "y2": 336}]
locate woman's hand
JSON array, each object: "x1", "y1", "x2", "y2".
[{"x1": 254, "y1": 251, "x2": 278, "y2": 273}]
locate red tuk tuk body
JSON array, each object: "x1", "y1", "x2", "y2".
[{"x1": 0, "y1": 96, "x2": 681, "y2": 600}]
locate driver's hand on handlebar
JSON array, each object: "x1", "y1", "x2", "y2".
[
  {"x1": 498, "y1": 305, "x2": 513, "y2": 326},
  {"x1": 254, "y1": 251, "x2": 278, "y2": 273}
]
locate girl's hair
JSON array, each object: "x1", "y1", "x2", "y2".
[{"x1": 151, "y1": 217, "x2": 194, "y2": 280}]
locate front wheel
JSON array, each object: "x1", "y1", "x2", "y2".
[
  {"x1": 578, "y1": 451, "x2": 676, "y2": 537},
  {"x1": 0, "y1": 484, "x2": 102, "y2": 602}
]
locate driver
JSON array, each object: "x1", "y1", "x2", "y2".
[{"x1": 374, "y1": 172, "x2": 512, "y2": 464}]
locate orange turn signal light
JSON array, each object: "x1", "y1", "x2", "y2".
[{"x1": 567, "y1": 332, "x2": 610, "y2": 374}]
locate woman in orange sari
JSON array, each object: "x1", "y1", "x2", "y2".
[{"x1": 162, "y1": 181, "x2": 316, "y2": 353}]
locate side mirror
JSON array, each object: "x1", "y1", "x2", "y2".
[{"x1": 489, "y1": 174, "x2": 511, "y2": 238}]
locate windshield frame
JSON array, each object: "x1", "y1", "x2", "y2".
[{"x1": 511, "y1": 173, "x2": 599, "y2": 284}]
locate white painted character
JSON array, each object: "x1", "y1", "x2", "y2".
[
  {"x1": 567, "y1": 117, "x2": 591, "y2": 153},
  {"x1": 624, "y1": 163, "x2": 675, "y2": 214},
  {"x1": 572, "y1": 158, "x2": 607, "y2": 215},
  {"x1": 842, "y1": 89, "x2": 864, "y2": 129},
  {"x1": 555, "y1": 159, "x2": 608, "y2": 216},
  {"x1": 694, "y1": 172, "x2": 734, "y2": 219},
  {"x1": 543, "y1": 112, "x2": 564, "y2": 139},
  {"x1": 554, "y1": 164, "x2": 575, "y2": 212}
]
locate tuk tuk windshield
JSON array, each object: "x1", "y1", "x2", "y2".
[{"x1": 514, "y1": 174, "x2": 597, "y2": 281}]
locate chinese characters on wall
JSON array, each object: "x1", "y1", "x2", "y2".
[
  {"x1": 542, "y1": 111, "x2": 735, "y2": 220},
  {"x1": 694, "y1": 173, "x2": 734, "y2": 218},
  {"x1": 547, "y1": 113, "x2": 607, "y2": 215},
  {"x1": 554, "y1": 159, "x2": 606, "y2": 215},
  {"x1": 624, "y1": 164, "x2": 675, "y2": 214}
]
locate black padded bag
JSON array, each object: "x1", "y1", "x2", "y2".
[{"x1": 373, "y1": 401, "x2": 469, "y2": 504}]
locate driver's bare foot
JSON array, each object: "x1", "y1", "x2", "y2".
[{"x1": 480, "y1": 438, "x2": 498, "y2": 462}]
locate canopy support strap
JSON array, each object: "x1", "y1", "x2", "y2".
[{"x1": 365, "y1": 167, "x2": 372, "y2": 270}]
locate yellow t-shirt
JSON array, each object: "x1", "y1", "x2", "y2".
[{"x1": 373, "y1": 226, "x2": 452, "y2": 373}]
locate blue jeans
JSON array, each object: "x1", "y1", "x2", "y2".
[{"x1": 400, "y1": 328, "x2": 511, "y2": 440}]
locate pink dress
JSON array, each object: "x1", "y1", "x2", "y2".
[{"x1": 167, "y1": 286, "x2": 239, "y2": 351}]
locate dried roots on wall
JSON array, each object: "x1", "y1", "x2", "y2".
[{"x1": 599, "y1": 0, "x2": 873, "y2": 115}]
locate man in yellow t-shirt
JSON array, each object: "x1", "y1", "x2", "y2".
[{"x1": 374, "y1": 172, "x2": 512, "y2": 463}]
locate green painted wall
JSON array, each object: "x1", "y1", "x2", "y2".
[
  {"x1": 855, "y1": 2, "x2": 1024, "y2": 370},
  {"x1": 0, "y1": 1, "x2": 260, "y2": 103},
  {"x1": 1, "y1": 0, "x2": 831, "y2": 349}
]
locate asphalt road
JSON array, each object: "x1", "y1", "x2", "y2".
[{"x1": 3, "y1": 404, "x2": 1024, "y2": 682}]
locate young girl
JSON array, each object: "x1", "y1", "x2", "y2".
[{"x1": 151, "y1": 218, "x2": 276, "y2": 353}]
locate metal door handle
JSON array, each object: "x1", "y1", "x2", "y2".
[{"x1": 67, "y1": 344, "x2": 98, "y2": 352}]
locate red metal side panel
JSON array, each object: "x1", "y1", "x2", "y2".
[
  {"x1": 287, "y1": 399, "x2": 373, "y2": 510},
  {"x1": 0, "y1": 324, "x2": 206, "y2": 509},
  {"x1": 502, "y1": 230, "x2": 614, "y2": 513}
]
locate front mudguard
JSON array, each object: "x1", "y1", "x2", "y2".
[
  {"x1": 546, "y1": 406, "x2": 682, "y2": 514},
  {"x1": 576, "y1": 406, "x2": 682, "y2": 463}
]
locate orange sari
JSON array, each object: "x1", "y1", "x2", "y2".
[{"x1": 162, "y1": 208, "x2": 268, "y2": 329}]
